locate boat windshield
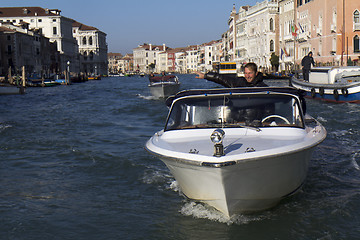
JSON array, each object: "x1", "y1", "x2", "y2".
[{"x1": 165, "y1": 94, "x2": 304, "y2": 131}]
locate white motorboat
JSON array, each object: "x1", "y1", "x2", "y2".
[
  {"x1": 145, "y1": 87, "x2": 326, "y2": 218},
  {"x1": 290, "y1": 66, "x2": 360, "y2": 103},
  {"x1": 148, "y1": 75, "x2": 180, "y2": 98}
]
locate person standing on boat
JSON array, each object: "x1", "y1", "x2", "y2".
[
  {"x1": 195, "y1": 62, "x2": 267, "y2": 87},
  {"x1": 301, "y1": 52, "x2": 315, "y2": 81}
]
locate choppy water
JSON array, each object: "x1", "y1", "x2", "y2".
[{"x1": 0, "y1": 75, "x2": 359, "y2": 239}]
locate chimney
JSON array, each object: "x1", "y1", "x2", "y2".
[
  {"x1": 149, "y1": 44, "x2": 152, "y2": 51},
  {"x1": 163, "y1": 43, "x2": 166, "y2": 51}
]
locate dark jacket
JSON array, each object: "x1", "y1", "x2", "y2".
[
  {"x1": 301, "y1": 55, "x2": 315, "y2": 70},
  {"x1": 204, "y1": 72, "x2": 267, "y2": 88}
]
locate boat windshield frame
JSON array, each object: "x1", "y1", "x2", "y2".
[{"x1": 164, "y1": 92, "x2": 305, "y2": 131}]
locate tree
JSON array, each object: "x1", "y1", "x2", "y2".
[
  {"x1": 149, "y1": 63, "x2": 156, "y2": 71},
  {"x1": 270, "y1": 53, "x2": 279, "y2": 72}
]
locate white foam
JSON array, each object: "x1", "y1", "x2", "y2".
[
  {"x1": 179, "y1": 201, "x2": 268, "y2": 225},
  {"x1": 351, "y1": 152, "x2": 360, "y2": 170},
  {"x1": 0, "y1": 123, "x2": 12, "y2": 132},
  {"x1": 136, "y1": 94, "x2": 159, "y2": 100}
]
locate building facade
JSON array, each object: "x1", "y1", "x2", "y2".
[
  {"x1": 73, "y1": 21, "x2": 108, "y2": 75},
  {"x1": 0, "y1": 24, "x2": 58, "y2": 77}
]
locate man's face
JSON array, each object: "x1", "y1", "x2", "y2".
[{"x1": 244, "y1": 67, "x2": 256, "y2": 83}]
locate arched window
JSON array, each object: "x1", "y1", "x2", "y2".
[
  {"x1": 89, "y1": 51, "x2": 94, "y2": 59},
  {"x1": 89, "y1": 36, "x2": 93, "y2": 45},
  {"x1": 354, "y1": 10, "x2": 360, "y2": 23},
  {"x1": 84, "y1": 51, "x2": 87, "y2": 60},
  {"x1": 354, "y1": 35, "x2": 360, "y2": 52},
  {"x1": 82, "y1": 37, "x2": 87, "y2": 45},
  {"x1": 270, "y1": 40, "x2": 274, "y2": 52},
  {"x1": 270, "y1": 18, "x2": 274, "y2": 31}
]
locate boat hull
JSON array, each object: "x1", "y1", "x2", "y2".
[
  {"x1": 159, "y1": 148, "x2": 312, "y2": 217},
  {"x1": 148, "y1": 82, "x2": 180, "y2": 98},
  {"x1": 290, "y1": 77, "x2": 360, "y2": 103},
  {"x1": 146, "y1": 125, "x2": 326, "y2": 217},
  {"x1": 0, "y1": 85, "x2": 25, "y2": 95}
]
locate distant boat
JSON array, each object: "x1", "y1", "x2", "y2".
[
  {"x1": 290, "y1": 66, "x2": 360, "y2": 103},
  {"x1": 0, "y1": 84, "x2": 25, "y2": 95},
  {"x1": 148, "y1": 75, "x2": 180, "y2": 98},
  {"x1": 88, "y1": 75, "x2": 101, "y2": 80}
]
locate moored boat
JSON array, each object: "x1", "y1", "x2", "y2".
[
  {"x1": 290, "y1": 66, "x2": 360, "y2": 103},
  {"x1": 0, "y1": 84, "x2": 25, "y2": 95},
  {"x1": 145, "y1": 87, "x2": 326, "y2": 218},
  {"x1": 148, "y1": 75, "x2": 180, "y2": 98}
]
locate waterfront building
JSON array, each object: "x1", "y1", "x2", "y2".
[
  {"x1": 0, "y1": 23, "x2": 58, "y2": 77},
  {"x1": 199, "y1": 40, "x2": 221, "y2": 72},
  {"x1": 185, "y1": 46, "x2": 200, "y2": 73},
  {"x1": 133, "y1": 43, "x2": 170, "y2": 73},
  {"x1": 108, "y1": 52, "x2": 123, "y2": 74},
  {"x1": 295, "y1": 0, "x2": 338, "y2": 66},
  {"x1": 155, "y1": 51, "x2": 168, "y2": 73},
  {"x1": 244, "y1": 0, "x2": 279, "y2": 70},
  {"x1": 235, "y1": 6, "x2": 250, "y2": 66},
  {"x1": 174, "y1": 51, "x2": 187, "y2": 74},
  {"x1": 278, "y1": 0, "x2": 296, "y2": 71},
  {"x1": 223, "y1": 5, "x2": 238, "y2": 62},
  {"x1": 72, "y1": 21, "x2": 108, "y2": 75},
  {"x1": 231, "y1": 0, "x2": 278, "y2": 70},
  {"x1": 121, "y1": 54, "x2": 134, "y2": 73},
  {"x1": 0, "y1": 7, "x2": 78, "y2": 73}
]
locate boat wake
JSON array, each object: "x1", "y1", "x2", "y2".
[
  {"x1": 0, "y1": 122, "x2": 12, "y2": 132},
  {"x1": 168, "y1": 180, "x2": 271, "y2": 225},
  {"x1": 136, "y1": 94, "x2": 160, "y2": 101},
  {"x1": 179, "y1": 201, "x2": 271, "y2": 225}
]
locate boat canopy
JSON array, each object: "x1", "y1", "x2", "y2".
[
  {"x1": 164, "y1": 87, "x2": 306, "y2": 131},
  {"x1": 166, "y1": 87, "x2": 306, "y2": 106}
]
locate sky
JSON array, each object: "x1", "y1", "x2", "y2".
[{"x1": 2, "y1": 0, "x2": 260, "y2": 55}]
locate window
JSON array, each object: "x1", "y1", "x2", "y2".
[
  {"x1": 270, "y1": 40, "x2": 274, "y2": 52},
  {"x1": 270, "y1": 18, "x2": 274, "y2": 31},
  {"x1": 38, "y1": 19, "x2": 42, "y2": 22},
  {"x1": 7, "y1": 45, "x2": 12, "y2": 54},
  {"x1": 53, "y1": 27, "x2": 57, "y2": 35},
  {"x1": 53, "y1": 19, "x2": 56, "y2": 22},
  {"x1": 89, "y1": 37, "x2": 93, "y2": 45},
  {"x1": 354, "y1": 35, "x2": 360, "y2": 52},
  {"x1": 82, "y1": 37, "x2": 87, "y2": 45},
  {"x1": 354, "y1": 10, "x2": 360, "y2": 23},
  {"x1": 165, "y1": 94, "x2": 304, "y2": 131},
  {"x1": 354, "y1": 10, "x2": 360, "y2": 31}
]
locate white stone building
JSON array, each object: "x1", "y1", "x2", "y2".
[
  {"x1": 0, "y1": 7, "x2": 78, "y2": 72},
  {"x1": 133, "y1": 43, "x2": 169, "y2": 73},
  {"x1": 278, "y1": 0, "x2": 296, "y2": 71},
  {"x1": 185, "y1": 46, "x2": 200, "y2": 73},
  {"x1": 241, "y1": 0, "x2": 278, "y2": 70},
  {"x1": 72, "y1": 21, "x2": 108, "y2": 75}
]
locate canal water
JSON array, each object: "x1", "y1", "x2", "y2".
[{"x1": 1, "y1": 75, "x2": 359, "y2": 239}]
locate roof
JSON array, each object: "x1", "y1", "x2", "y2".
[
  {"x1": 0, "y1": 7, "x2": 61, "y2": 17},
  {"x1": 0, "y1": 26, "x2": 16, "y2": 32},
  {"x1": 72, "y1": 20, "x2": 98, "y2": 31}
]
